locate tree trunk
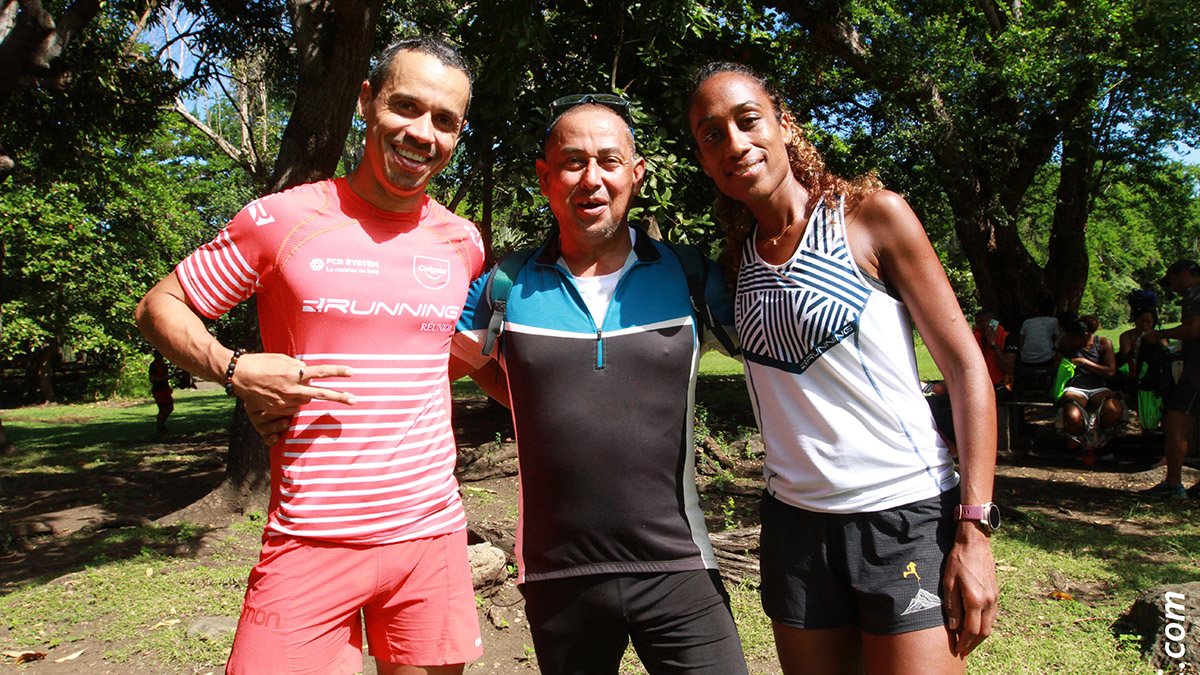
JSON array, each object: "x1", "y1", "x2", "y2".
[
  {"x1": 180, "y1": 0, "x2": 386, "y2": 520},
  {"x1": 479, "y1": 144, "x2": 496, "y2": 266},
  {"x1": 266, "y1": 0, "x2": 385, "y2": 193},
  {"x1": 0, "y1": 0, "x2": 102, "y2": 179},
  {"x1": 1044, "y1": 120, "x2": 1094, "y2": 313}
]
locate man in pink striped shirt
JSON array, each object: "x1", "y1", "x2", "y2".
[{"x1": 136, "y1": 37, "x2": 485, "y2": 675}]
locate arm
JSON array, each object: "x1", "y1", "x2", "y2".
[
  {"x1": 135, "y1": 271, "x2": 354, "y2": 415},
  {"x1": 1069, "y1": 337, "x2": 1117, "y2": 378},
  {"x1": 1115, "y1": 330, "x2": 1136, "y2": 368},
  {"x1": 848, "y1": 190, "x2": 998, "y2": 656},
  {"x1": 450, "y1": 352, "x2": 511, "y2": 408},
  {"x1": 701, "y1": 257, "x2": 742, "y2": 360},
  {"x1": 1148, "y1": 315, "x2": 1200, "y2": 343}
]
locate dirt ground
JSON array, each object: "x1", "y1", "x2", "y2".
[{"x1": 0, "y1": 393, "x2": 1188, "y2": 673}]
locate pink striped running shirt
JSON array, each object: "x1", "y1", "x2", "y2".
[{"x1": 176, "y1": 178, "x2": 484, "y2": 545}]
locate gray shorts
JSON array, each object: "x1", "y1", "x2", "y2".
[
  {"x1": 1062, "y1": 386, "x2": 1115, "y2": 400},
  {"x1": 759, "y1": 489, "x2": 956, "y2": 635}
]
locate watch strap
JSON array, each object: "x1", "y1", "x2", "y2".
[{"x1": 956, "y1": 504, "x2": 989, "y2": 521}]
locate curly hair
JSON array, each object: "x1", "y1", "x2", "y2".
[{"x1": 687, "y1": 62, "x2": 883, "y2": 282}]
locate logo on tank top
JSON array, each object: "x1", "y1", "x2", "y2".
[{"x1": 413, "y1": 256, "x2": 451, "y2": 290}]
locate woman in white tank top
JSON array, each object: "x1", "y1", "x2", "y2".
[{"x1": 687, "y1": 62, "x2": 998, "y2": 674}]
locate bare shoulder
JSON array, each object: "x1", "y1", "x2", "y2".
[
  {"x1": 846, "y1": 190, "x2": 933, "y2": 277},
  {"x1": 850, "y1": 189, "x2": 922, "y2": 235}
]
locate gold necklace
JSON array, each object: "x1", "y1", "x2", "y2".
[{"x1": 765, "y1": 218, "x2": 797, "y2": 246}]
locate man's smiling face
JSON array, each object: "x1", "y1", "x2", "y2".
[
  {"x1": 536, "y1": 105, "x2": 645, "y2": 247},
  {"x1": 352, "y1": 50, "x2": 470, "y2": 212}
]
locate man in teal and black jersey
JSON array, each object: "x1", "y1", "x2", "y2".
[{"x1": 451, "y1": 95, "x2": 747, "y2": 675}]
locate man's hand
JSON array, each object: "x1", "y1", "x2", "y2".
[
  {"x1": 229, "y1": 353, "x2": 355, "y2": 415},
  {"x1": 249, "y1": 407, "x2": 293, "y2": 447},
  {"x1": 941, "y1": 524, "x2": 998, "y2": 656}
]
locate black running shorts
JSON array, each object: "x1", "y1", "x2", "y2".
[
  {"x1": 759, "y1": 488, "x2": 957, "y2": 635},
  {"x1": 522, "y1": 569, "x2": 748, "y2": 675},
  {"x1": 1167, "y1": 383, "x2": 1200, "y2": 416}
]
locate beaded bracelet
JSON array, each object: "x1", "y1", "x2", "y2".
[{"x1": 224, "y1": 348, "x2": 247, "y2": 397}]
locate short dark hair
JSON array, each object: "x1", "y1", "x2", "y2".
[
  {"x1": 545, "y1": 103, "x2": 637, "y2": 157},
  {"x1": 368, "y1": 36, "x2": 473, "y2": 107},
  {"x1": 1058, "y1": 311, "x2": 1089, "y2": 336}
]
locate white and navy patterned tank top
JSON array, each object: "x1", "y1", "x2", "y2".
[{"x1": 736, "y1": 198, "x2": 959, "y2": 513}]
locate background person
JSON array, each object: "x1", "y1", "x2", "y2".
[
  {"x1": 687, "y1": 61, "x2": 998, "y2": 675},
  {"x1": 1014, "y1": 297, "x2": 1060, "y2": 394},
  {"x1": 1140, "y1": 259, "x2": 1200, "y2": 499},
  {"x1": 1116, "y1": 307, "x2": 1172, "y2": 433},
  {"x1": 973, "y1": 309, "x2": 1014, "y2": 391},
  {"x1": 1055, "y1": 313, "x2": 1121, "y2": 462},
  {"x1": 149, "y1": 349, "x2": 174, "y2": 433},
  {"x1": 136, "y1": 37, "x2": 484, "y2": 675}
]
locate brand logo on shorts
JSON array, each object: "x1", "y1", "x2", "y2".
[
  {"x1": 413, "y1": 256, "x2": 451, "y2": 290},
  {"x1": 310, "y1": 258, "x2": 325, "y2": 271},
  {"x1": 903, "y1": 562, "x2": 921, "y2": 581},
  {"x1": 901, "y1": 589, "x2": 942, "y2": 616},
  {"x1": 900, "y1": 561, "x2": 941, "y2": 616}
]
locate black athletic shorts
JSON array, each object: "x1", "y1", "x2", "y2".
[
  {"x1": 759, "y1": 488, "x2": 957, "y2": 635},
  {"x1": 521, "y1": 569, "x2": 748, "y2": 675},
  {"x1": 1167, "y1": 383, "x2": 1200, "y2": 416}
]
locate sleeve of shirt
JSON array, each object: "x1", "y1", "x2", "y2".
[
  {"x1": 174, "y1": 196, "x2": 283, "y2": 319},
  {"x1": 1184, "y1": 287, "x2": 1200, "y2": 317},
  {"x1": 701, "y1": 257, "x2": 740, "y2": 358},
  {"x1": 451, "y1": 274, "x2": 496, "y2": 371}
]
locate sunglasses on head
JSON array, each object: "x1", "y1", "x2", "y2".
[{"x1": 547, "y1": 93, "x2": 635, "y2": 131}]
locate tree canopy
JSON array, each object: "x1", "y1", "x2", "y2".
[
  {"x1": 768, "y1": 0, "x2": 1200, "y2": 325},
  {"x1": 2, "y1": 0, "x2": 1200, "y2": 405}
]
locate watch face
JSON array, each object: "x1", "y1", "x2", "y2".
[{"x1": 986, "y1": 503, "x2": 1002, "y2": 531}]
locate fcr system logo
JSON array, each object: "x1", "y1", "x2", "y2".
[
  {"x1": 413, "y1": 256, "x2": 450, "y2": 290},
  {"x1": 310, "y1": 258, "x2": 325, "y2": 272}
]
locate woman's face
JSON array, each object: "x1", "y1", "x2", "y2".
[
  {"x1": 688, "y1": 71, "x2": 794, "y2": 205},
  {"x1": 1135, "y1": 311, "x2": 1157, "y2": 333}
]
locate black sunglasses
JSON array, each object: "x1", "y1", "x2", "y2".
[{"x1": 547, "y1": 93, "x2": 635, "y2": 131}]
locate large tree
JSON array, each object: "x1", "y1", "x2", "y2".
[
  {"x1": 768, "y1": 0, "x2": 1200, "y2": 325},
  {"x1": 154, "y1": 0, "x2": 391, "y2": 515}
]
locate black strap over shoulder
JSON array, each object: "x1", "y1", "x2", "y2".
[
  {"x1": 663, "y1": 241, "x2": 740, "y2": 357},
  {"x1": 480, "y1": 248, "x2": 537, "y2": 356}
]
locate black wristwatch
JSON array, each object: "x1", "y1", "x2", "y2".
[{"x1": 955, "y1": 502, "x2": 1002, "y2": 533}]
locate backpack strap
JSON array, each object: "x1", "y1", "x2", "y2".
[
  {"x1": 480, "y1": 248, "x2": 537, "y2": 356},
  {"x1": 662, "y1": 241, "x2": 740, "y2": 357}
]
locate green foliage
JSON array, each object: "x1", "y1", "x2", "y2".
[
  {"x1": 0, "y1": 113, "x2": 253, "y2": 402},
  {"x1": 0, "y1": 0, "x2": 180, "y2": 182},
  {"x1": 1018, "y1": 161, "x2": 1200, "y2": 325},
  {"x1": 407, "y1": 0, "x2": 778, "y2": 255},
  {"x1": 771, "y1": 0, "x2": 1200, "y2": 320}
]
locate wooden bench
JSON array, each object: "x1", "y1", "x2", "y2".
[
  {"x1": 996, "y1": 364, "x2": 1060, "y2": 458},
  {"x1": 996, "y1": 397, "x2": 1057, "y2": 457}
]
